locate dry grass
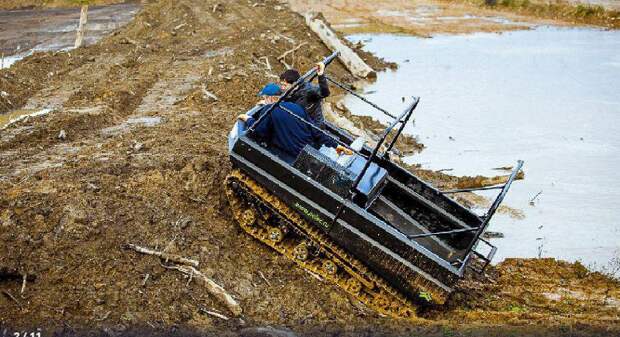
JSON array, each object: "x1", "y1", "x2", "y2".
[{"x1": 451, "y1": 0, "x2": 620, "y2": 28}]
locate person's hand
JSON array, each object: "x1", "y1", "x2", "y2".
[
  {"x1": 336, "y1": 145, "x2": 353, "y2": 156},
  {"x1": 316, "y1": 62, "x2": 326, "y2": 76},
  {"x1": 237, "y1": 114, "x2": 251, "y2": 122}
]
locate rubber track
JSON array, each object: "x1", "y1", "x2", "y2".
[{"x1": 225, "y1": 169, "x2": 419, "y2": 319}]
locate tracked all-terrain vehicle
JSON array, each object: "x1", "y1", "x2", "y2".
[{"x1": 225, "y1": 52, "x2": 523, "y2": 318}]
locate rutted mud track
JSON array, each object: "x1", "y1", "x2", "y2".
[{"x1": 0, "y1": 1, "x2": 619, "y2": 336}]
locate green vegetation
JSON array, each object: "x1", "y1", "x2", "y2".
[
  {"x1": 573, "y1": 260, "x2": 590, "y2": 278},
  {"x1": 508, "y1": 304, "x2": 528, "y2": 313},
  {"x1": 419, "y1": 291, "x2": 433, "y2": 302}
]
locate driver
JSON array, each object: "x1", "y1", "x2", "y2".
[{"x1": 279, "y1": 62, "x2": 330, "y2": 128}]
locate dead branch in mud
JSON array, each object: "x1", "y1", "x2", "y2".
[
  {"x1": 2, "y1": 290, "x2": 20, "y2": 306},
  {"x1": 276, "y1": 32, "x2": 296, "y2": 44},
  {"x1": 20, "y1": 274, "x2": 27, "y2": 294},
  {"x1": 257, "y1": 56, "x2": 272, "y2": 71},
  {"x1": 165, "y1": 264, "x2": 242, "y2": 316},
  {"x1": 95, "y1": 310, "x2": 112, "y2": 322},
  {"x1": 125, "y1": 243, "x2": 199, "y2": 267},
  {"x1": 200, "y1": 308, "x2": 230, "y2": 320},
  {"x1": 277, "y1": 42, "x2": 308, "y2": 69},
  {"x1": 258, "y1": 271, "x2": 271, "y2": 287},
  {"x1": 127, "y1": 243, "x2": 241, "y2": 316},
  {"x1": 201, "y1": 85, "x2": 219, "y2": 101}
]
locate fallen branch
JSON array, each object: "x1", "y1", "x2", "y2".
[
  {"x1": 277, "y1": 42, "x2": 307, "y2": 69},
  {"x1": 2, "y1": 290, "x2": 20, "y2": 306},
  {"x1": 201, "y1": 308, "x2": 230, "y2": 320},
  {"x1": 258, "y1": 56, "x2": 271, "y2": 71},
  {"x1": 169, "y1": 265, "x2": 242, "y2": 316},
  {"x1": 276, "y1": 32, "x2": 296, "y2": 44},
  {"x1": 258, "y1": 271, "x2": 271, "y2": 287},
  {"x1": 277, "y1": 42, "x2": 307, "y2": 61},
  {"x1": 20, "y1": 274, "x2": 27, "y2": 294},
  {"x1": 95, "y1": 310, "x2": 112, "y2": 322},
  {"x1": 201, "y1": 85, "x2": 219, "y2": 101},
  {"x1": 173, "y1": 23, "x2": 187, "y2": 31},
  {"x1": 126, "y1": 243, "x2": 199, "y2": 267}
]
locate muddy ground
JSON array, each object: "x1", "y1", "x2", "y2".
[
  {"x1": 1, "y1": 1, "x2": 619, "y2": 336},
  {"x1": 0, "y1": 2, "x2": 141, "y2": 57},
  {"x1": 289, "y1": 0, "x2": 619, "y2": 36},
  {"x1": 0, "y1": 0, "x2": 131, "y2": 11}
]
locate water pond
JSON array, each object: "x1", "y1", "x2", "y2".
[{"x1": 345, "y1": 27, "x2": 620, "y2": 271}]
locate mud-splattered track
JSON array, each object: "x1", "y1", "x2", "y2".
[{"x1": 0, "y1": 1, "x2": 619, "y2": 336}]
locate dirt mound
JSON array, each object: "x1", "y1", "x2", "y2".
[{"x1": 1, "y1": 1, "x2": 619, "y2": 336}]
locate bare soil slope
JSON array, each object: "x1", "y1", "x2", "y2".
[{"x1": 1, "y1": 1, "x2": 618, "y2": 336}]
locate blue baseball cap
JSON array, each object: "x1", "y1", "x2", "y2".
[{"x1": 257, "y1": 83, "x2": 283, "y2": 96}]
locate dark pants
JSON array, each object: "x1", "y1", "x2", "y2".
[{"x1": 269, "y1": 145, "x2": 297, "y2": 165}]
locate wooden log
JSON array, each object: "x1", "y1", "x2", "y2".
[
  {"x1": 304, "y1": 13, "x2": 374, "y2": 78},
  {"x1": 74, "y1": 5, "x2": 89, "y2": 48},
  {"x1": 173, "y1": 265, "x2": 242, "y2": 317},
  {"x1": 126, "y1": 243, "x2": 199, "y2": 267}
]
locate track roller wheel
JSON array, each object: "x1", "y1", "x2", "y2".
[
  {"x1": 241, "y1": 209, "x2": 256, "y2": 226},
  {"x1": 398, "y1": 306, "x2": 415, "y2": 318},
  {"x1": 346, "y1": 277, "x2": 362, "y2": 294},
  {"x1": 374, "y1": 294, "x2": 391, "y2": 309},
  {"x1": 268, "y1": 227, "x2": 284, "y2": 243},
  {"x1": 293, "y1": 243, "x2": 309, "y2": 261},
  {"x1": 322, "y1": 259, "x2": 338, "y2": 275},
  {"x1": 225, "y1": 170, "x2": 421, "y2": 320}
]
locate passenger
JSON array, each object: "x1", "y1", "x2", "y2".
[
  {"x1": 279, "y1": 62, "x2": 330, "y2": 128},
  {"x1": 238, "y1": 83, "x2": 351, "y2": 164}
]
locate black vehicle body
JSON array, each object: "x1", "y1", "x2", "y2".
[{"x1": 227, "y1": 53, "x2": 522, "y2": 303}]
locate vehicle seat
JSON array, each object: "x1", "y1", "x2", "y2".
[{"x1": 293, "y1": 145, "x2": 387, "y2": 204}]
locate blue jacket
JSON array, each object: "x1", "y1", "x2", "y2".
[{"x1": 247, "y1": 102, "x2": 336, "y2": 162}]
